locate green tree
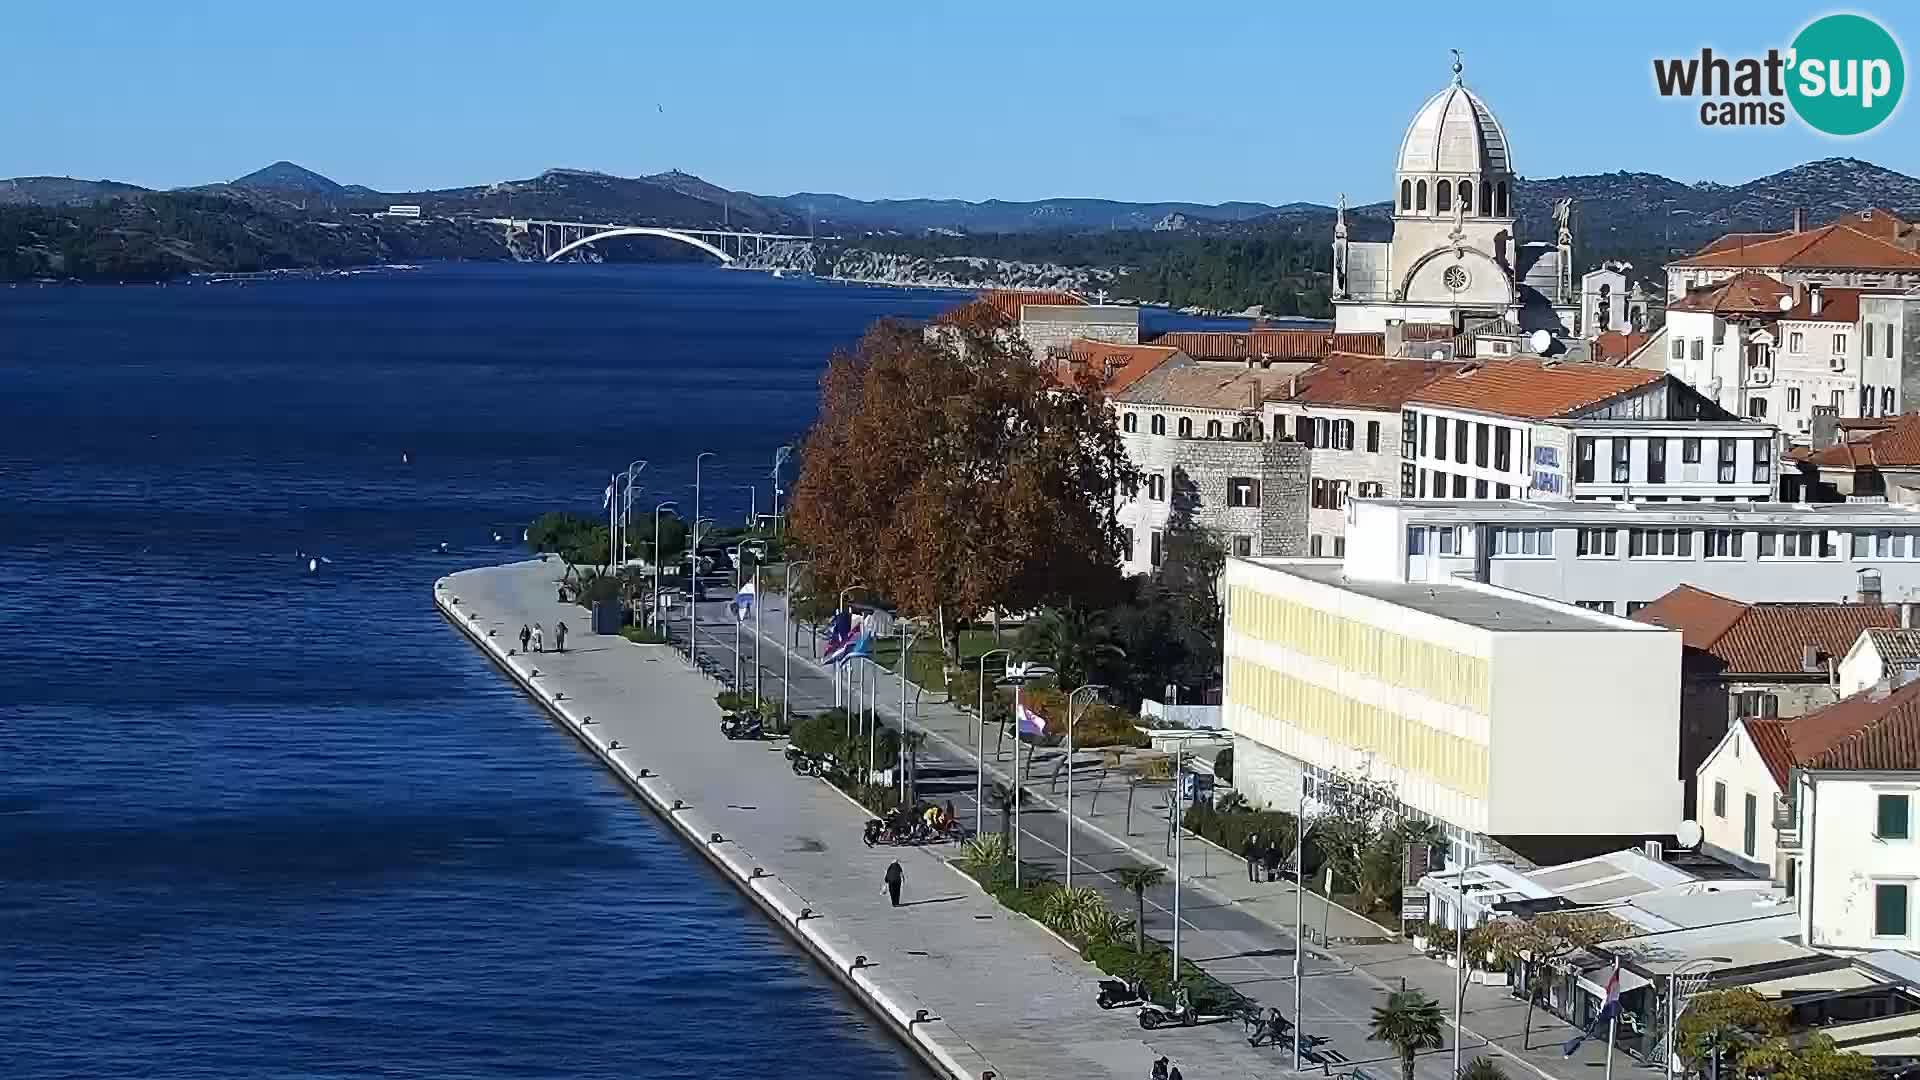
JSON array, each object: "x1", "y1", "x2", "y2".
[
  {"x1": 1113, "y1": 865, "x2": 1167, "y2": 955},
  {"x1": 1370, "y1": 989, "x2": 1447, "y2": 1080},
  {"x1": 1478, "y1": 912, "x2": 1637, "y2": 1049},
  {"x1": 1018, "y1": 604, "x2": 1126, "y2": 688},
  {"x1": 1676, "y1": 990, "x2": 1790, "y2": 1079},
  {"x1": 1739, "y1": 1034, "x2": 1874, "y2": 1080},
  {"x1": 1458, "y1": 1056, "x2": 1508, "y2": 1080}
]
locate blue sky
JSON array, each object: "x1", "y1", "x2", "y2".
[{"x1": 5, "y1": 1, "x2": 1916, "y2": 204}]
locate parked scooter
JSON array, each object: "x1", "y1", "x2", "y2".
[
  {"x1": 1096, "y1": 976, "x2": 1148, "y2": 1010},
  {"x1": 1137, "y1": 988, "x2": 1229, "y2": 1030},
  {"x1": 719, "y1": 713, "x2": 764, "y2": 740}
]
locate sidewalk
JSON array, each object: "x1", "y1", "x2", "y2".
[{"x1": 735, "y1": 596, "x2": 1640, "y2": 1080}]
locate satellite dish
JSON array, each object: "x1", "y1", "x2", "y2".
[
  {"x1": 1529, "y1": 329, "x2": 1554, "y2": 353},
  {"x1": 1430, "y1": 349, "x2": 1447, "y2": 361},
  {"x1": 1778, "y1": 294, "x2": 1795, "y2": 311},
  {"x1": 1676, "y1": 820, "x2": 1704, "y2": 849}
]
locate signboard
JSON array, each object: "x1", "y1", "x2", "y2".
[
  {"x1": 1180, "y1": 772, "x2": 1215, "y2": 804},
  {"x1": 1532, "y1": 444, "x2": 1564, "y2": 494},
  {"x1": 1404, "y1": 842, "x2": 1434, "y2": 886},
  {"x1": 1401, "y1": 889, "x2": 1429, "y2": 922}
]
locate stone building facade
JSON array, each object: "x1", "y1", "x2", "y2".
[{"x1": 1020, "y1": 304, "x2": 1141, "y2": 364}]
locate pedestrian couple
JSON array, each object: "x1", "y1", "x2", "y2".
[
  {"x1": 1150, "y1": 1055, "x2": 1184, "y2": 1080},
  {"x1": 1241, "y1": 833, "x2": 1284, "y2": 883},
  {"x1": 517, "y1": 622, "x2": 567, "y2": 655}
]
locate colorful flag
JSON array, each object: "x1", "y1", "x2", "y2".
[
  {"x1": 1562, "y1": 961, "x2": 1622, "y2": 1057},
  {"x1": 602, "y1": 480, "x2": 615, "y2": 509},
  {"x1": 825, "y1": 624, "x2": 873, "y2": 665},
  {"x1": 1017, "y1": 700, "x2": 1048, "y2": 738}
]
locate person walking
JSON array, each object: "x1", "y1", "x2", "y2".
[
  {"x1": 554, "y1": 621, "x2": 568, "y2": 653},
  {"x1": 518, "y1": 624, "x2": 531, "y2": 653},
  {"x1": 884, "y1": 860, "x2": 904, "y2": 907},
  {"x1": 1151, "y1": 1056, "x2": 1170, "y2": 1080},
  {"x1": 532, "y1": 623, "x2": 544, "y2": 653},
  {"x1": 1263, "y1": 839, "x2": 1282, "y2": 884},
  {"x1": 1242, "y1": 833, "x2": 1260, "y2": 882}
]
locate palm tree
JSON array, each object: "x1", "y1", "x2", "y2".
[
  {"x1": 1370, "y1": 989, "x2": 1446, "y2": 1080},
  {"x1": 1458, "y1": 1056, "x2": 1507, "y2": 1080},
  {"x1": 1114, "y1": 865, "x2": 1167, "y2": 956},
  {"x1": 1018, "y1": 604, "x2": 1126, "y2": 688}
]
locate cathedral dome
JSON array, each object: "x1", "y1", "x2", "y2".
[{"x1": 1396, "y1": 72, "x2": 1511, "y2": 177}]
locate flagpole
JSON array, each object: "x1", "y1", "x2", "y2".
[
  {"x1": 753, "y1": 561, "x2": 763, "y2": 710},
  {"x1": 1605, "y1": 989, "x2": 1619, "y2": 1080},
  {"x1": 1013, "y1": 678, "x2": 1024, "y2": 890},
  {"x1": 1455, "y1": 847, "x2": 1474, "y2": 1080}
]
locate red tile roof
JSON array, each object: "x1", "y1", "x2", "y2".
[
  {"x1": 1268, "y1": 353, "x2": 1465, "y2": 410},
  {"x1": 1668, "y1": 271, "x2": 1792, "y2": 315},
  {"x1": 1054, "y1": 339, "x2": 1180, "y2": 394},
  {"x1": 1745, "y1": 719, "x2": 1799, "y2": 790},
  {"x1": 1780, "y1": 286, "x2": 1865, "y2": 323},
  {"x1": 1756, "y1": 676, "x2": 1920, "y2": 778},
  {"x1": 1591, "y1": 331, "x2": 1653, "y2": 365},
  {"x1": 1632, "y1": 585, "x2": 1898, "y2": 675},
  {"x1": 1146, "y1": 330, "x2": 1385, "y2": 362},
  {"x1": 1809, "y1": 413, "x2": 1920, "y2": 469},
  {"x1": 1405, "y1": 360, "x2": 1666, "y2": 420},
  {"x1": 978, "y1": 289, "x2": 1085, "y2": 321},
  {"x1": 1670, "y1": 222, "x2": 1920, "y2": 271}
]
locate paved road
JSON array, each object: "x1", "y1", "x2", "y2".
[{"x1": 685, "y1": 593, "x2": 1635, "y2": 1080}]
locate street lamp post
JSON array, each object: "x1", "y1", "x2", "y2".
[
  {"x1": 1292, "y1": 777, "x2": 1357, "y2": 1072},
  {"x1": 770, "y1": 445, "x2": 791, "y2": 535},
  {"x1": 1171, "y1": 744, "x2": 1185, "y2": 978},
  {"x1": 782, "y1": 560, "x2": 810, "y2": 724},
  {"x1": 621, "y1": 459, "x2": 647, "y2": 566},
  {"x1": 1063, "y1": 683, "x2": 1109, "y2": 892},
  {"x1": 997, "y1": 661, "x2": 1055, "y2": 889},
  {"x1": 692, "y1": 451, "x2": 714, "y2": 658},
  {"x1": 652, "y1": 501, "x2": 678, "y2": 632},
  {"x1": 895, "y1": 620, "x2": 924, "y2": 802},
  {"x1": 736, "y1": 484, "x2": 758, "y2": 529},
  {"x1": 753, "y1": 558, "x2": 763, "y2": 708},
  {"x1": 974, "y1": 648, "x2": 1011, "y2": 837}
]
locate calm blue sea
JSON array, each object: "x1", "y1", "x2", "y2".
[{"x1": 0, "y1": 264, "x2": 963, "y2": 1080}]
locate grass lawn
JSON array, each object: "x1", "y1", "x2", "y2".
[{"x1": 864, "y1": 627, "x2": 1006, "y2": 694}]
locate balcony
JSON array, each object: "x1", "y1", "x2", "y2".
[
  {"x1": 1773, "y1": 793, "x2": 1801, "y2": 851},
  {"x1": 1746, "y1": 366, "x2": 1774, "y2": 387}
]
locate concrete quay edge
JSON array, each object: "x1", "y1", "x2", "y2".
[{"x1": 433, "y1": 577, "x2": 996, "y2": 1080}]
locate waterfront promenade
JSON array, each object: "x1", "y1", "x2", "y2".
[
  {"x1": 710, "y1": 593, "x2": 1632, "y2": 1080},
  {"x1": 436, "y1": 559, "x2": 1273, "y2": 1080}
]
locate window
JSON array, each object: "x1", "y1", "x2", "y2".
[
  {"x1": 1834, "y1": 390, "x2": 1846, "y2": 411},
  {"x1": 1753, "y1": 441, "x2": 1773, "y2": 484},
  {"x1": 1719, "y1": 439, "x2": 1738, "y2": 483},
  {"x1": 1748, "y1": 398, "x2": 1770, "y2": 419},
  {"x1": 1876, "y1": 883, "x2": 1910, "y2": 937},
  {"x1": 1401, "y1": 179, "x2": 1412, "y2": 211},
  {"x1": 1452, "y1": 474, "x2": 1467, "y2": 498},
  {"x1": 1683, "y1": 438, "x2": 1702, "y2": 464},
  {"x1": 1489, "y1": 527, "x2": 1554, "y2": 556},
  {"x1": 1577, "y1": 437, "x2": 1597, "y2": 483},
  {"x1": 1432, "y1": 470, "x2": 1446, "y2": 497},
  {"x1": 1150, "y1": 530, "x2": 1164, "y2": 568},
  {"x1": 1407, "y1": 526, "x2": 1427, "y2": 554},
  {"x1": 1493, "y1": 428, "x2": 1512, "y2": 472},
  {"x1": 1123, "y1": 412, "x2": 1138, "y2": 433},
  {"x1": 1334, "y1": 419, "x2": 1354, "y2": 450},
  {"x1": 1868, "y1": 324, "x2": 1877, "y2": 358},
  {"x1": 1455, "y1": 420, "x2": 1468, "y2": 464},
  {"x1": 1734, "y1": 692, "x2": 1779, "y2": 718},
  {"x1": 1458, "y1": 180, "x2": 1472, "y2": 214},
  {"x1": 1227, "y1": 476, "x2": 1260, "y2": 508},
  {"x1": 1434, "y1": 417, "x2": 1449, "y2": 461},
  {"x1": 1146, "y1": 475, "x2": 1166, "y2": 501},
  {"x1": 1416, "y1": 179, "x2": 1428, "y2": 212},
  {"x1": 1576, "y1": 600, "x2": 1615, "y2": 614},
  {"x1": 1310, "y1": 535, "x2": 1323, "y2": 557},
  {"x1": 1401, "y1": 462, "x2": 1416, "y2": 497},
  {"x1": 1367, "y1": 420, "x2": 1381, "y2": 453},
  {"x1": 1648, "y1": 439, "x2": 1667, "y2": 484},
  {"x1": 1790, "y1": 331, "x2": 1805, "y2": 352},
  {"x1": 1334, "y1": 537, "x2": 1345, "y2": 557},
  {"x1": 1207, "y1": 419, "x2": 1222, "y2": 438},
  {"x1": 1864, "y1": 386, "x2": 1877, "y2": 417},
  {"x1": 1175, "y1": 417, "x2": 1192, "y2": 438},
  {"x1": 1437, "y1": 527, "x2": 1459, "y2": 555},
  {"x1": 1788, "y1": 387, "x2": 1802, "y2": 411},
  {"x1": 1358, "y1": 482, "x2": 1384, "y2": 498},
  {"x1": 1436, "y1": 179, "x2": 1452, "y2": 212},
  {"x1": 1691, "y1": 337, "x2": 1704, "y2": 363},
  {"x1": 1625, "y1": 600, "x2": 1650, "y2": 616},
  {"x1": 1496, "y1": 180, "x2": 1507, "y2": 216},
  {"x1": 1759, "y1": 530, "x2": 1833, "y2": 558},
  {"x1": 1835, "y1": 333, "x2": 1848, "y2": 354},
  {"x1": 1578, "y1": 528, "x2": 1617, "y2": 556},
  {"x1": 1232, "y1": 535, "x2": 1253, "y2": 558},
  {"x1": 1612, "y1": 439, "x2": 1631, "y2": 483},
  {"x1": 1671, "y1": 336, "x2": 1685, "y2": 361},
  {"x1": 1713, "y1": 781, "x2": 1728, "y2": 818},
  {"x1": 1475, "y1": 424, "x2": 1489, "y2": 467},
  {"x1": 1150, "y1": 415, "x2": 1166, "y2": 436},
  {"x1": 1854, "y1": 531, "x2": 1916, "y2": 559},
  {"x1": 1743, "y1": 794, "x2": 1758, "y2": 857},
  {"x1": 1409, "y1": 411, "x2": 1424, "y2": 457},
  {"x1": 1889, "y1": 324, "x2": 1897, "y2": 358},
  {"x1": 1878, "y1": 794, "x2": 1912, "y2": 840},
  {"x1": 1885, "y1": 388, "x2": 1898, "y2": 415},
  {"x1": 1314, "y1": 417, "x2": 1331, "y2": 448},
  {"x1": 1628, "y1": 528, "x2": 1693, "y2": 557},
  {"x1": 1495, "y1": 483, "x2": 1511, "y2": 498},
  {"x1": 1704, "y1": 529, "x2": 1744, "y2": 558}
]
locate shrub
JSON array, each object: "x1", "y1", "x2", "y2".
[
  {"x1": 620, "y1": 625, "x2": 668, "y2": 645},
  {"x1": 1184, "y1": 801, "x2": 1298, "y2": 864},
  {"x1": 1018, "y1": 686, "x2": 1148, "y2": 748},
  {"x1": 1214, "y1": 743, "x2": 1234, "y2": 784}
]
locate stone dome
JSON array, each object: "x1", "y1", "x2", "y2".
[{"x1": 1396, "y1": 75, "x2": 1511, "y2": 176}]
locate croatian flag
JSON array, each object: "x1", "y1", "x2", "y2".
[
  {"x1": 1016, "y1": 700, "x2": 1048, "y2": 738},
  {"x1": 1562, "y1": 962, "x2": 1622, "y2": 1057},
  {"x1": 825, "y1": 624, "x2": 873, "y2": 665},
  {"x1": 602, "y1": 479, "x2": 615, "y2": 509},
  {"x1": 735, "y1": 581, "x2": 755, "y2": 620}
]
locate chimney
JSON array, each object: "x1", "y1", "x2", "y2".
[
  {"x1": 1248, "y1": 380, "x2": 1259, "y2": 412},
  {"x1": 1811, "y1": 284, "x2": 1824, "y2": 316},
  {"x1": 1385, "y1": 319, "x2": 1406, "y2": 358},
  {"x1": 1792, "y1": 281, "x2": 1807, "y2": 309},
  {"x1": 1288, "y1": 372, "x2": 1300, "y2": 399},
  {"x1": 1802, "y1": 644, "x2": 1825, "y2": 673},
  {"x1": 1860, "y1": 568, "x2": 1885, "y2": 605},
  {"x1": 1905, "y1": 602, "x2": 1919, "y2": 629},
  {"x1": 1793, "y1": 207, "x2": 1807, "y2": 234}
]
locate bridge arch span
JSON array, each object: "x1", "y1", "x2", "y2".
[{"x1": 545, "y1": 227, "x2": 734, "y2": 264}]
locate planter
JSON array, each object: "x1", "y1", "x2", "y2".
[
  {"x1": 1411, "y1": 935, "x2": 1430, "y2": 952},
  {"x1": 1471, "y1": 968, "x2": 1512, "y2": 987}
]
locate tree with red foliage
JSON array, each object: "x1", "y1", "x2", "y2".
[{"x1": 787, "y1": 302, "x2": 1136, "y2": 659}]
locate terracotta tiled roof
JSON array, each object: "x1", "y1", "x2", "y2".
[
  {"x1": 1268, "y1": 353, "x2": 1466, "y2": 410},
  {"x1": 1632, "y1": 584, "x2": 1898, "y2": 674},
  {"x1": 1405, "y1": 360, "x2": 1666, "y2": 420},
  {"x1": 1745, "y1": 718, "x2": 1798, "y2": 790},
  {"x1": 1844, "y1": 208, "x2": 1916, "y2": 243},
  {"x1": 1591, "y1": 331, "x2": 1653, "y2": 365},
  {"x1": 978, "y1": 289, "x2": 1084, "y2": 321},
  {"x1": 1146, "y1": 330, "x2": 1384, "y2": 362},
  {"x1": 1119, "y1": 361, "x2": 1300, "y2": 411},
  {"x1": 1767, "y1": 677, "x2": 1920, "y2": 774},
  {"x1": 1864, "y1": 628, "x2": 1920, "y2": 667},
  {"x1": 1696, "y1": 232, "x2": 1790, "y2": 257},
  {"x1": 1054, "y1": 339, "x2": 1180, "y2": 395},
  {"x1": 1670, "y1": 222, "x2": 1920, "y2": 271},
  {"x1": 1668, "y1": 271, "x2": 1792, "y2": 315},
  {"x1": 1809, "y1": 413, "x2": 1920, "y2": 469},
  {"x1": 1780, "y1": 286, "x2": 1864, "y2": 323}
]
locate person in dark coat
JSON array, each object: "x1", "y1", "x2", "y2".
[
  {"x1": 519, "y1": 624, "x2": 531, "y2": 653},
  {"x1": 884, "y1": 860, "x2": 904, "y2": 907},
  {"x1": 554, "y1": 621, "x2": 568, "y2": 653},
  {"x1": 1263, "y1": 841, "x2": 1282, "y2": 883},
  {"x1": 1151, "y1": 1056, "x2": 1170, "y2": 1080},
  {"x1": 1243, "y1": 834, "x2": 1260, "y2": 882}
]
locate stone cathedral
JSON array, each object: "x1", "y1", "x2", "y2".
[{"x1": 1331, "y1": 56, "x2": 1578, "y2": 340}]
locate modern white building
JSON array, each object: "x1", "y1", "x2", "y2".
[
  {"x1": 1344, "y1": 498, "x2": 1920, "y2": 614},
  {"x1": 1400, "y1": 361, "x2": 1777, "y2": 504},
  {"x1": 1222, "y1": 556, "x2": 1682, "y2": 867}
]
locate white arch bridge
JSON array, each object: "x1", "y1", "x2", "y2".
[{"x1": 483, "y1": 217, "x2": 824, "y2": 270}]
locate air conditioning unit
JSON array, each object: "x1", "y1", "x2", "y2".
[{"x1": 1643, "y1": 840, "x2": 1666, "y2": 863}]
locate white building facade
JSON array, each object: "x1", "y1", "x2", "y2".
[
  {"x1": 1696, "y1": 720, "x2": 1790, "y2": 878},
  {"x1": 1787, "y1": 768, "x2": 1919, "y2": 952}
]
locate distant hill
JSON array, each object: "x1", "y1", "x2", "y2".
[
  {"x1": 361, "y1": 168, "x2": 801, "y2": 231},
  {"x1": 230, "y1": 160, "x2": 347, "y2": 196},
  {"x1": 0, "y1": 176, "x2": 152, "y2": 207},
  {"x1": 767, "y1": 192, "x2": 1287, "y2": 234}
]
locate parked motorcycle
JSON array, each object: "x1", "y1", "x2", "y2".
[
  {"x1": 1096, "y1": 976, "x2": 1148, "y2": 1010},
  {"x1": 720, "y1": 713, "x2": 764, "y2": 740},
  {"x1": 1137, "y1": 988, "x2": 1228, "y2": 1030}
]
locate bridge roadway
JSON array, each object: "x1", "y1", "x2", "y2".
[{"x1": 438, "y1": 558, "x2": 1261, "y2": 1080}]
